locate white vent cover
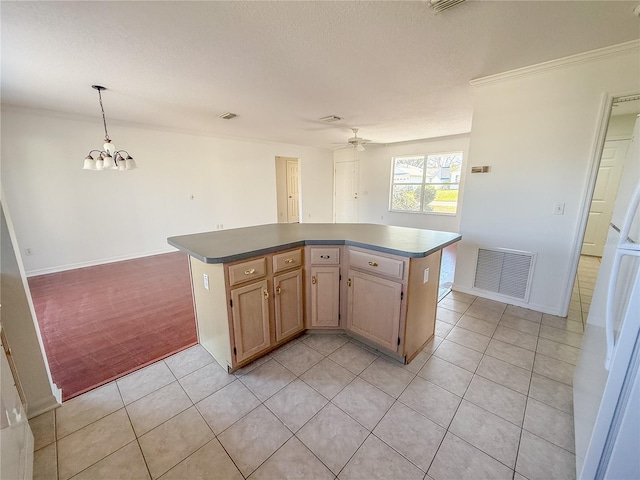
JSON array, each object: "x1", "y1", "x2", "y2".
[
  {"x1": 429, "y1": 0, "x2": 467, "y2": 13},
  {"x1": 474, "y1": 248, "x2": 535, "y2": 301}
]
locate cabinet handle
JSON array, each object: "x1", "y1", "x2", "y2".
[
  {"x1": 312, "y1": 276, "x2": 317, "y2": 284},
  {"x1": 368, "y1": 261, "x2": 378, "y2": 267},
  {"x1": 263, "y1": 289, "x2": 269, "y2": 299},
  {"x1": 320, "y1": 255, "x2": 330, "y2": 259},
  {"x1": 284, "y1": 258, "x2": 294, "y2": 264},
  {"x1": 275, "y1": 286, "x2": 282, "y2": 295},
  {"x1": 348, "y1": 278, "x2": 352, "y2": 287},
  {"x1": 244, "y1": 268, "x2": 256, "y2": 275}
]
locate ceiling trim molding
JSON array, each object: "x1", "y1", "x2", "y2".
[{"x1": 470, "y1": 40, "x2": 640, "y2": 88}]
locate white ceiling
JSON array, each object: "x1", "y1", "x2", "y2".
[{"x1": 2, "y1": 1, "x2": 639, "y2": 149}]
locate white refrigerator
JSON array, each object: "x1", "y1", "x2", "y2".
[{"x1": 574, "y1": 115, "x2": 640, "y2": 480}]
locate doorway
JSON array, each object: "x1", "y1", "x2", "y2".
[
  {"x1": 572, "y1": 94, "x2": 640, "y2": 324},
  {"x1": 275, "y1": 156, "x2": 300, "y2": 223}
]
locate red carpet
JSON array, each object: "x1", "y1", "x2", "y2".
[{"x1": 28, "y1": 252, "x2": 197, "y2": 401}]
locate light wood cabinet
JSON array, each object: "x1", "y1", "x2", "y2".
[
  {"x1": 347, "y1": 269, "x2": 402, "y2": 352},
  {"x1": 306, "y1": 246, "x2": 341, "y2": 328},
  {"x1": 190, "y1": 248, "x2": 305, "y2": 371},
  {"x1": 230, "y1": 280, "x2": 271, "y2": 363},
  {"x1": 274, "y1": 269, "x2": 304, "y2": 341},
  {"x1": 189, "y1": 241, "x2": 444, "y2": 372},
  {"x1": 309, "y1": 266, "x2": 341, "y2": 327},
  {"x1": 345, "y1": 247, "x2": 442, "y2": 362}
]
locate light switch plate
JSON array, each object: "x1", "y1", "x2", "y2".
[{"x1": 423, "y1": 268, "x2": 430, "y2": 283}]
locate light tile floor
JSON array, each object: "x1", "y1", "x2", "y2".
[
  {"x1": 569, "y1": 255, "x2": 600, "y2": 325},
  {"x1": 31, "y1": 291, "x2": 584, "y2": 480}
]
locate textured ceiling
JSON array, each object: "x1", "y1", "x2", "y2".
[{"x1": 1, "y1": 1, "x2": 639, "y2": 149}]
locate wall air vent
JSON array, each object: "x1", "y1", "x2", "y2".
[
  {"x1": 428, "y1": 0, "x2": 467, "y2": 13},
  {"x1": 473, "y1": 247, "x2": 535, "y2": 301},
  {"x1": 218, "y1": 112, "x2": 237, "y2": 120}
]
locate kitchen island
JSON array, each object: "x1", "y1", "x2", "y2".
[{"x1": 168, "y1": 223, "x2": 460, "y2": 371}]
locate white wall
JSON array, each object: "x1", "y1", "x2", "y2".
[
  {"x1": 333, "y1": 134, "x2": 470, "y2": 233},
  {"x1": 1, "y1": 108, "x2": 334, "y2": 275},
  {"x1": 455, "y1": 42, "x2": 640, "y2": 315},
  {"x1": 1, "y1": 201, "x2": 61, "y2": 416}
]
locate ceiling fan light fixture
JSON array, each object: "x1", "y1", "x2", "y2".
[{"x1": 356, "y1": 144, "x2": 365, "y2": 152}]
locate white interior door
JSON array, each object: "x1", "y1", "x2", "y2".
[
  {"x1": 335, "y1": 161, "x2": 359, "y2": 223},
  {"x1": 582, "y1": 139, "x2": 629, "y2": 257},
  {"x1": 286, "y1": 160, "x2": 300, "y2": 223}
]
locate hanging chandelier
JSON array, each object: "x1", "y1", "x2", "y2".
[{"x1": 83, "y1": 85, "x2": 136, "y2": 171}]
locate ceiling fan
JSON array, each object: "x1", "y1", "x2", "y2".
[{"x1": 340, "y1": 128, "x2": 372, "y2": 151}]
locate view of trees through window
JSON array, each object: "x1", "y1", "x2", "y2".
[{"x1": 390, "y1": 152, "x2": 463, "y2": 214}]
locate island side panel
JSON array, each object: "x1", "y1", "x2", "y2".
[
  {"x1": 189, "y1": 257, "x2": 233, "y2": 370},
  {"x1": 403, "y1": 250, "x2": 442, "y2": 362}
]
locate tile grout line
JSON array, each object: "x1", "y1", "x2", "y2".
[
  {"x1": 115, "y1": 376, "x2": 154, "y2": 480},
  {"x1": 435, "y1": 299, "x2": 579, "y2": 475},
  {"x1": 46, "y1": 293, "x2": 581, "y2": 480}
]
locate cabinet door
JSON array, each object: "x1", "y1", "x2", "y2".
[
  {"x1": 230, "y1": 280, "x2": 271, "y2": 363},
  {"x1": 274, "y1": 269, "x2": 304, "y2": 341},
  {"x1": 347, "y1": 269, "x2": 402, "y2": 352},
  {"x1": 310, "y1": 266, "x2": 340, "y2": 327}
]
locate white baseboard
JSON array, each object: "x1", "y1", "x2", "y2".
[
  {"x1": 25, "y1": 248, "x2": 178, "y2": 277},
  {"x1": 451, "y1": 283, "x2": 565, "y2": 317},
  {"x1": 26, "y1": 385, "x2": 62, "y2": 418}
]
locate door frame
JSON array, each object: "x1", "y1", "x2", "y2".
[{"x1": 564, "y1": 91, "x2": 639, "y2": 316}]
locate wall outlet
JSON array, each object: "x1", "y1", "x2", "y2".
[
  {"x1": 553, "y1": 203, "x2": 565, "y2": 215},
  {"x1": 24, "y1": 248, "x2": 33, "y2": 256},
  {"x1": 203, "y1": 273, "x2": 209, "y2": 291},
  {"x1": 423, "y1": 268, "x2": 430, "y2": 283},
  {"x1": 216, "y1": 224, "x2": 224, "y2": 230}
]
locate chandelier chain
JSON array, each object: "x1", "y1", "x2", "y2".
[{"x1": 97, "y1": 88, "x2": 110, "y2": 142}]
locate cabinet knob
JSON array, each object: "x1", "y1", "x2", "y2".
[
  {"x1": 244, "y1": 268, "x2": 256, "y2": 275},
  {"x1": 368, "y1": 261, "x2": 378, "y2": 267},
  {"x1": 320, "y1": 255, "x2": 330, "y2": 259},
  {"x1": 348, "y1": 278, "x2": 352, "y2": 287},
  {"x1": 275, "y1": 286, "x2": 282, "y2": 295},
  {"x1": 311, "y1": 276, "x2": 317, "y2": 285},
  {"x1": 284, "y1": 258, "x2": 294, "y2": 264},
  {"x1": 263, "y1": 289, "x2": 269, "y2": 299}
]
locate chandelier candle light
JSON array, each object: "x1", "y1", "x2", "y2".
[{"x1": 83, "y1": 85, "x2": 136, "y2": 171}]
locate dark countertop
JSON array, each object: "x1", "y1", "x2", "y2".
[{"x1": 168, "y1": 223, "x2": 461, "y2": 264}]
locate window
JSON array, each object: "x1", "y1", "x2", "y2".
[{"x1": 390, "y1": 152, "x2": 463, "y2": 215}]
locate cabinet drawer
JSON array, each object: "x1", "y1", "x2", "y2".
[
  {"x1": 273, "y1": 249, "x2": 303, "y2": 273},
  {"x1": 349, "y1": 249, "x2": 404, "y2": 280},
  {"x1": 228, "y1": 257, "x2": 267, "y2": 286},
  {"x1": 310, "y1": 247, "x2": 340, "y2": 265}
]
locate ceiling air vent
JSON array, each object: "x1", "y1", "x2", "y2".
[
  {"x1": 428, "y1": 0, "x2": 467, "y2": 13},
  {"x1": 319, "y1": 115, "x2": 343, "y2": 123},
  {"x1": 218, "y1": 112, "x2": 237, "y2": 120}
]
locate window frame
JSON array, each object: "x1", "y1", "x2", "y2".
[{"x1": 388, "y1": 151, "x2": 463, "y2": 216}]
